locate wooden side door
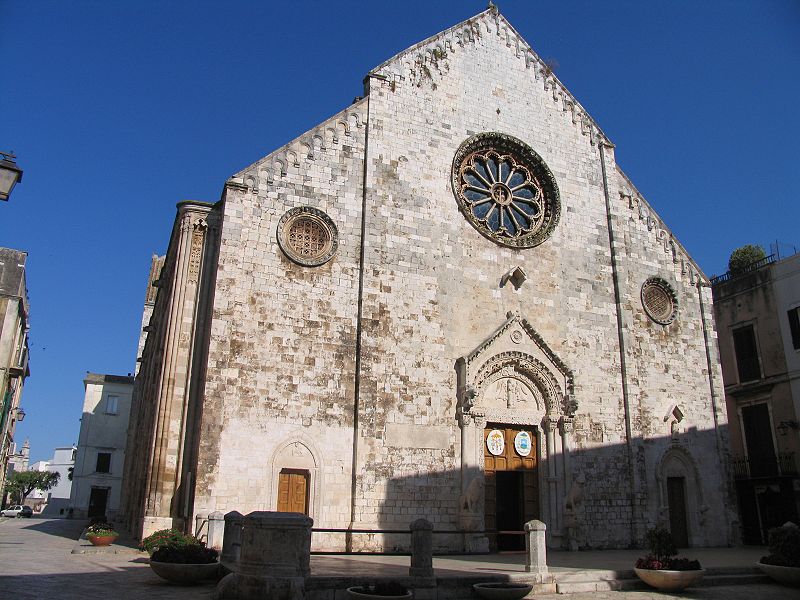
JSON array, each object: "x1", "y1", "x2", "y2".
[
  {"x1": 667, "y1": 476, "x2": 689, "y2": 547},
  {"x1": 277, "y1": 469, "x2": 309, "y2": 515}
]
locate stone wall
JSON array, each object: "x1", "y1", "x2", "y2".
[{"x1": 192, "y1": 102, "x2": 368, "y2": 533}]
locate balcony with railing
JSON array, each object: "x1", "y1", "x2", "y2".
[{"x1": 731, "y1": 451, "x2": 798, "y2": 479}]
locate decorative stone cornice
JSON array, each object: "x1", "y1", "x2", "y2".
[
  {"x1": 618, "y1": 170, "x2": 707, "y2": 287},
  {"x1": 236, "y1": 100, "x2": 367, "y2": 194}
]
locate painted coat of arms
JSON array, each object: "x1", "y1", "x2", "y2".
[{"x1": 486, "y1": 429, "x2": 505, "y2": 456}]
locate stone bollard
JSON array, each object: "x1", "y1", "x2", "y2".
[
  {"x1": 409, "y1": 518, "x2": 434, "y2": 578},
  {"x1": 220, "y1": 511, "x2": 244, "y2": 571},
  {"x1": 224, "y1": 511, "x2": 313, "y2": 600},
  {"x1": 207, "y1": 511, "x2": 225, "y2": 552},
  {"x1": 524, "y1": 520, "x2": 548, "y2": 574}
]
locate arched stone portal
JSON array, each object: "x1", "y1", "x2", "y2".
[
  {"x1": 656, "y1": 445, "x2": 706, "y2": 547},
  {"x1": 456, "y1": 312, "x2": 575, "y2": 549}
]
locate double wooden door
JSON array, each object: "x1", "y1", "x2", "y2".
[
  {"x1": 277, "y1": 469, "x2": 309, "y2": 515},
  {"x1": 484, "y1": 425, "x2": 539, "y2": 551}
]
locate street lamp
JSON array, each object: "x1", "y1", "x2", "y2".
[{"x1": 0, "y1": 151, "x2": 23, "y2": 201}]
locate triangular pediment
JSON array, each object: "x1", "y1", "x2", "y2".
[
  {"x1": 462, "y1": 311, "x2": 572, "y2": 382},
  {"x1": 369, "y1": 7, "x2": 609, "y2": 147},
  {"x1": 456, "y1": 312, "x2": 575, "y2": 418}
]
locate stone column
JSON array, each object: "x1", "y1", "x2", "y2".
[
  {"x1": 458, "y1": 410, "x2": 473, "y2": 496},
  {"x1": 409, "y1": 518, "x2": 434, "y2": 578},
  {"x1": 559, "y1": 418, "x2": 574, "y2": 500},
  {"x1": 225, "y1": 511, "x2": 313, "y2": 600},
  {"x1": 544, "y1": 417, "x2": 559, "y2": 538},
  {"x1": 524, "y1": 520, "x2": 548, "y2": 574}
]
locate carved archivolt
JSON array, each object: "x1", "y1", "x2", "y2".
[{"x1": 474, "y1": 351, "x2": 563, "y2": 416}]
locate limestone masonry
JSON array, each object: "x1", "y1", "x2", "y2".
[{"x1": 121, "y1": 7, "x2": 737, "y2": 551}]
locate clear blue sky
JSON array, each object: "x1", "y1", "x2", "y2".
[{"x1": 2, "y1": 1, "x2": 799, "y2": 463}]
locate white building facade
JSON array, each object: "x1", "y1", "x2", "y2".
[{"x1": 70, "y1": 373, "x2": 134, "y2": 520}]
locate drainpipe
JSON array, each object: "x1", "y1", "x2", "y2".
[{"x1": 599, "y1": 141, "x2": 640, "y2": 547}]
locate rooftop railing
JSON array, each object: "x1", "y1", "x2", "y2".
[{"x1": 711, "y1": 254, "x2": 777, "y2": 285}]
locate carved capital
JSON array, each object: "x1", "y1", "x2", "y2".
[
  {"x1": 543, "y1": 416, "x2": 559, "y2": 432},
  {"x1": 559, "y1": 417, "x2": 574, "y2": 435}
]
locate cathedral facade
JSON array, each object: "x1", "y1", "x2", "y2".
[{"x1": 122, "y1": 8, "x2": 737, "y2": 551}]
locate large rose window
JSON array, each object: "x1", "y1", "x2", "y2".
[{"x1": 452, "y1": 133, "x2": 560, "y2": 248}]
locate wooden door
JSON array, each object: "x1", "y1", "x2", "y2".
[
  {"x1": 277, "y1": 469, "x2": 309, "y2": 515},
  {"x1": 484, "y1": 425, "x2": 538, "y2": 550},
  {"x1": 667, "y1": 476, "x2": 689, "y2": 547}
]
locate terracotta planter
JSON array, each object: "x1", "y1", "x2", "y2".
[
  {"x1": 634, "y1": 567, "x2": 705, "y2": 591},
  {"x1": 149, "y1": 560, "x2": 219, "y2": 585},
  {"x1": 472, "y1": 582, "x2": 533, "y2": 600},
  {"x1": 87, "y1": 534, "x2": 118, "y2": 547},
  {"x1": 756, "y1": 561, "x2": 800, "y2": 586},
  {"x1": 346, "y1": 586, "x2": 412, "y2": 600}
]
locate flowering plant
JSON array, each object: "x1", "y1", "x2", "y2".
[
  {"x1": 139, "y1": 528, "x2": 199, "y2": 554},
  {"x1": 86, "y1": 522, "x2": 118, "y2": 537}
]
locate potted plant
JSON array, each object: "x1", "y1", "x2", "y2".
[
  {"x1": 756, "y1": 522, "x2": 800, "y2": 586},
  {"x1": 86, "y1": 522, "x2": 119, "y2": 547},
  {"x1": 346, "y1": 582, "x2": 412, "y2": 600},
  {"x1": 147, "y1": 536, "x2": 219, "y2": 585},
  {"x1": 633, "y1": 527, "x2": 704, "y2": 591},
  {"x1": 472, "y1": 582, "x2": 533, "y2": 600}
]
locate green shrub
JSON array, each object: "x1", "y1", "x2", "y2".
[
  {"x1": 644, "y1": 527, "x2": 678, "y2": 562},
  {"x1": 761, "y1": 523, "x2": 800, "y2": 568},
  {"x1": 139, "y1": 528, "x2": 199, "y2": 554},
  {"x1": 151, "y1": 542, "x2": 218, "y2": 564},
  {"x1": 728, "y1": 244, "x2": 766, "y2": 275}
]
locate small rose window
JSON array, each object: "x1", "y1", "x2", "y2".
[
  {"x1": 277, "y1": 207, "x2": 338, "y2": 266},
  {"x1": 641, "y1": 277, "x2": 678, "y2": 325}
]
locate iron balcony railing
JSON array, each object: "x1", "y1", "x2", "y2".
[
  {"x1": 710, "y1": 254, "x2": 777, "y2": 285},
  {"x1": 731, "y1": 451, "x2": 798, "y2": 479}
]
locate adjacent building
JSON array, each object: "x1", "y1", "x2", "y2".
[
  {"x1": 29, "y1": 446, "x2": 76, "y2": 515},
  {"x1": 122, "y1": 7, "x2": 735, "y2": 550},
  {"x1": 70, "y1": 373, "x2": 134, "y2": 519},
  {"x1": 6, "y1": 438, "x2": 30, "y2": 476},
  {"x1": 0, "y1": 248, "x2": 30, "y2": 504},
  {"x1": 712, "y1": 251, "x2": 800, "y2": 544}
]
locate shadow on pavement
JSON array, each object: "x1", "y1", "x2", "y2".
[
  {"x1": 0, "y1": 566, "x2": 218, "y2": 600},
  {"x1": 20, "y1": 517, "x2": 86, "y2": 541}
]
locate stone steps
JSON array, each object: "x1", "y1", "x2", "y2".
[{"x1": 553, "y1": 566, "x2": 771, "y2": 594}]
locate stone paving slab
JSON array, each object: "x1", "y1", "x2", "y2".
[{"x1": 1, "y1": 518, "x2": 795, "y2": 600}]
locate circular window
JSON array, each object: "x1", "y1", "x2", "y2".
[
  {"x1": 641, "y1": 277, "x2": 678, "y2": 325},
  {"x1": 277, "y1": 207, "x2": 338, "y2": 266},
  {"x1": 452, "y1": 133, "x2": 560, "y2": 248}
]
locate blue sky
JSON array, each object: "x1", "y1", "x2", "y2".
[{"x1": 2, "y1": 1, "x2": 799, "y2": 463}]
